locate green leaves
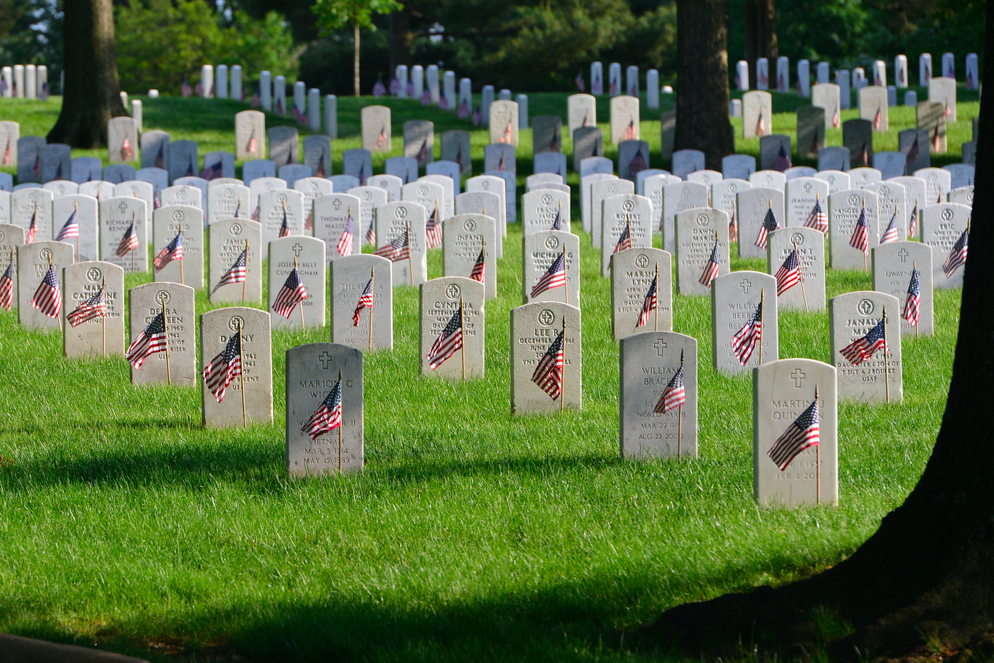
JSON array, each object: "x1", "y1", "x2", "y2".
[{"x1": 313, "y1": 0, "x2": 404, "y2": 33}]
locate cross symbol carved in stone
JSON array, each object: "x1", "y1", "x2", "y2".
[
  {"x1": 118, "y1": 201, "x2": 129, "y2": 214},
  {"x1": 332, "y1": 199, "x2": 342, "y2": 211},
  {"x1": 898, "y1": 248, "x2": 909, "y2": 263},
  {"x1": 292, "y1": 243, "x2": 303, "y2": 257},
  {"x1": 318, "y1": 352, "x2": 334, "y2": 369},
  {"x1": 740, "y1": 279, "x2": 752, "y2": 294},
  {"x1": 654, "y1": 340, "x2": 667, "y2": 356},
  {"x1": 790, "y1": 369, "x2": 806, "y2": 388}
]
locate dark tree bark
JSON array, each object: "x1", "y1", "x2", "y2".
[
  {"x1": 648, "y1": 2, "x2": 994, "y2": 656},
  {"x1": 743, "y1": 0, "x2": 776, "y2": 90},
  {"x1": 48, "y1": 0, "x2": 126, "y2": 148},
  {"x1": 674, "y1": 0, "x2": 734, "y2": 170},
  {"x1": 388, "y1": 8, "x2": 411, "y2": 75}
]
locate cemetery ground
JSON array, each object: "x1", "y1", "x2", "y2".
[{"x1": 0, "y1": 89, "x2": 976, "y2": 661}]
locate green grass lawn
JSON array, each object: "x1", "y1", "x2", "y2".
[{"x1": 0, "y1": 89, "x2": 972, "y2": 661}]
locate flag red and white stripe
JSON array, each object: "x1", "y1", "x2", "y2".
[
  {"x1": 203, "y1": 334, "x2": 243, "y2": 403},
  {"x1": 849, "y1": 207, "x2": 870, "y2": 254},
  {"x1": 116, "y1": 221, "x2": 139, "y2": 258},
  {"x1": 126, "y1": 312, "x2": 167, "y2": 368},
  {"x1": 272, "y1": 267, "x2": 308, "y2": 318},
  {"x1": 0, "y1": 259, "x2": 13, "y2": 310},
  {"x1": 352, "y1": 276, "x2": 373, "y2": 326},
  {"x1": 531, "y1": 253, "x2": 566, "y2": 298},
  {"x1": 774, "y1": 249, "x2": 801, "y2": 296},
  {"x1": 337, "y1": 211, "x2": 354, "y2": 256},
  {"x1": 531, "y1": 330, "x2": 564, "y2": 400},
  {"x1": 653, "y1": 364, "x2": 686, "y2": 414},
  {"x1": 731, "y1": 301, "x2": 763, "y2": 365},
  {"x1": 902, "y1": 268, "x2": 921, "y2": 327},
  {"x1": 840, "y1": 319, "x2": 887, "y2": 365},
  {"x1": 31, "y1": 264, "x2": 62, "y2": 319},
  {"x1": 301, "y1": 379, "x2": 343, "y2": 440},
  {"x1": 67, "y1": 285, "x2": 107, "y2": 327},
  {"x1": 767, "y1": 398, "x2": 819, "y2": 471},
  {"x1": 426, "y1": 307, "x2": 464, "y2": 369}
]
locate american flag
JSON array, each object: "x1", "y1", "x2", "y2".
[
  {"x1": 301, "y1": 378, "x2": 343, "y2": 440},
  {"x1": 55, "y1": 208, "x2": 79, "y2": 242},
  {"x1": 903, "y1": 268, "x2": 921, "y2": 327},
  {"x1": 622, "y1": 117, "x2": 638, "y2": 142},
  {"x1": 629, "y1": 82, "x2": 638, "y2": 97},
  {"x1": 202, "y1": 333, "x2": 242, "y2": 403},
  {"x1": 532, "y1": 330, "x2": 565, "y2": 400},
  {"x1": 810, "y1": 134, "x2": 820, "y2": 155},
  {"x1": 968, "y1": 68, "x2": 976, "y2": 90},
  {"x1": 860, "y1": 140, "x2": 870, "y2": 167},
  {"x1": 628, "y1": 148, "x2": 648, "y2": 178},
  {"x1": 120, "y1": 136, "x2": 135, "y2": 161},
  {"x1": 200, "y1": 160, "x2": 223, "y2": 181},
  {"x1": 759, "y1": 67, "x2": 769, "y2": 87},
  {"x1": 279, "y1": 204, "x2": 291, "y2": 238},
  {"x1": 153, "y1": 231, "x2": 183, "y2": 271},
  {"x1": 389, "y1": 78, "x2": 401, "y2": 95},
  {"x1": 637, "y1": 276, "x2": 657, "y2": 328},
  {"x1": 32, "y1": 152, "x2": 40, "y2": 178},
  {"x1": 614, "y1": 221, "x2": 633, "y2": 254},
  {"x1": 932, "y1": 126, "x2": 942, "y2": 153},
  {"x1": 471, "y1": 246, "x2": 485, "y2": 284},
  {"x1": 426, "y1": 201, "x2": 442, "y2": 248},
  {"x1": 840, "y1": 319, "x2": 888, "y2": 365},
  {"x1": 185, "y1": 156, "x2": 195, "y2": 177},
  {"x1": 406, "y1": 81, "x2": 416, "y2": 97},
  {"x1": 31, "y1": 264, "x2": 62, "y2": 318},
  {"x1": 421, "y1": 88, "x2": 432, "y2": 105},
  {"x1": 352, "y1": 276, "x2": 373, "y2": 326},
  {"x1": 549, "y1": 129, "x2": 560, "y2": 153},
  {"x1": 416, "y1": 138, "x2": 428, "y2": 163},
  {"x1": 293, "y1": 104, "x2": 307, "y2": 125},
  {"x1": 908, "y1": 200, "x2": 919, "y2": 238},
  {"x1": 372, "y1": 78, "x2": 387, "y2": 97},
  {"x1": 775, "y1": 249, "x2": 801, "y2": 296},
  {"x1": 773, "y1": 144, "x2": 792, "y2": 172},
  {"x1": 905, "y1": 135, "x2": 919, "y2": 174},
  {"x1": 575, "y1": 70, "x2": 585, "y2": 92},
  {"x1": 501, "y1": 119, "x2": 513, "y2": 144},
  {"x1": 699, "y1": 239, "x2": 721, "y2": 288},
  {"x1": 250, "y1": 90, "x2": 260, "y2": 108},
  {"x1": 2, "y1": 138, "x2": 10, "y2": 165},
  {"x1": 153, "y1": 188, "x2": 161, "y2": 210},
  {"x1": 67, "y1": 285, "x2": 106, "y2": 327},
  {"x1": 376, "y1": 124, "x2": 389, "y2": 150},
  {"x1": 945, "y1": 100, "x2": 952, "y2": 119},
  {"x1": 439, "y1": 89, "x2": 449, "y2": 110},
  {"x1": 804, "y1": 197, "x2": 828, "y2": 234},
  {"x1": 26, "y1": 208, "x2": 37, "y2": 243},
  {"x1": 756, "y1": 112, "x2": 766, "y2": 137},
  {"x1": 337, "y1": 209, "x2": 353, "y2": 256},
  {"x1": 832, "y1": 106, "x2": 840, "y2": 129},
  {"x1": 610, "y1": 75, "x2": 618, "y2": 96},
  {"x1": 582, "y1": 110, "x2": 589, "y2": 127},
  {"x1": 531, "y1": 253, "x2": 566, "y2": 297},
  {"x1": 194, "y1": 81, "x2": 203, "y2": 97},
  {"x1": 873, "y1": 104, "x2": 883, "y2": 130},
  {"x1": 653, "y1": 363, "x2": 686, "y2": 414},
  {"x1": 755, "y1": 205, "x2": 780, "y2": 249},
  {"x1": 272, "y1": 266, "x2": 308, "y2": 318},
  {"x1": 116, "y1": 221, "x2": 139, "y2": 258},
  {"x1": 497, "y1": 153, "x2": 505, "y2": 171},
  {"x1": 126, "y1": 312, "x2": 167, "y2": 368},
  {"x1": 551, "y1": 204, "x2": 563, "y2": 231},
  {"x1": 849, "y1": 206, "x2": 869, "y2": 254},
  {"x1": 942, "y1": 227, "x2": 969, "y2": 277},
  {"x1": 0, "y1": 258, "x2": 13, "y2": 310},
  {"x1": 880, "y1": 210, "x2": 899, "y2": 245},
  {"x1": 365, "y1": 215, "x2": 376, "y2": 245},
  {"x1": 592, "y1": 72, "x2": 601, "y2": 95},
  {"x1": 426, "y1": 307, "x2": 464, "y2": 369},
  {"x1": 316, "y1": 150, "x2": 326, "y2": 178},
  {"x1": 211, "y1": 249, "x2": 247, "y2": 293},
  {"x1": 731, "y1": 300, "x2": 763, "y2": 365},
  {"x1": 181, "y1": 80, "x2": 193, "y2": 97},
  {"x1": 729, "y1": 207, "x2": 738, "y2": 242},
  {"x1": 458, "y1": 98, "x2": 471, "y2": 119},
  {"x1": 472, "y1": 105, "x2": 482, "y2": 126},
  {"x1": 767, "y1": 397, "x2": 819, "y2": 471},
  {"x1": 374, "y1": 228, "x2": 410, "y2": 262}
]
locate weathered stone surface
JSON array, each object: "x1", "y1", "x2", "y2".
[
  {"x1": 442, "y1": 214, "x2": 497, "y2": 299},
  {"x1": 711, "y1": 271, "x2": 778, "y2": 374},
  {"x1": 285, "y1": 342, "x2": 363, "y2": 477},
  {"x1": 208, "y1": 218, "x2": 262, "y2": 303},
  {"x1": 374, "y1": 201, "x2": 428, "y2": 287},
  {"x1": 672, "y1": 149, "x2": 705, "y2": 180},
  {"x1": 361, "y1": 105, "x2": 392, "y2": 153},
  {"x1": 829, "y1": 291, "x2": 903, "y2": 403},
  {"x1": 247, "y1": 176, "x2": 286, "y2": 222},
  {"x1": 522, "y1": 189, "x2": 570, "y2": 237},
  {"x1": 811, "y1": 83, "x2": 841, "y2": 129},
  {"x1": 759, "y1": 135, "x2": 791, "y2": 171},
  {"x1": 107, "y1": 117, "x2": 139, "y2": 164},
  {"x1": 200, "y1": 307, "x2": 273, "y2": 427},
  {"x1": 828, "y1": 189, "x2": 879, "y2": 270},
  {"x1": 206, "y1": 181, "x2": 250, "y2": 227},
  {"x1": 921, "y1": 201, "x2": 971, "y2": 289},
  {"x1": 12, "y1": 186, "x2": 53, "y2": 243},
  {"x1": 872, "y1": 241, "x2": 934, "y2": 336},
  {"x1": 742, "y1": 91, "x2": 773, "y2": 139},
  {"x1": 17, "y1": 240, "x2": 74, "y2": 330},
  {"x1": 784, "y1": 177, "x2": 829, "y2": 228},
  {"x1": 915, "y1": 167, "x2": 953, "y2": 204},
  {"x1": 52, "y1": 194, "x2": 98, "y2": 262},
  {"x1": 268, "y1": 236, "x2": 325, "y2": 330},
  {"x1": 767, "y1": 227, "x2": 826, "y2": 312},
  {"x1": 796, "y1": 106, "x2": 826, "y2": 158},
  {"x1": 611, "y1": 248, "x2": 672, "y2": 339},
  {"x1": 753, "y1": 358, "x2": 838, "y2": 507},
  {"x1": 601, "y1": 193, "x2": 652, "y2": 277},
  {"x1": 620, "y1": 331, "x2": 697, "y2": 460},
  {"x1": 440, "y1": 130, "x2": 472, "y2": 177},
  {"x1": 675, "y1": 207, "x2": 730, "y2": 296},
  {"x1": 62, "y1": 261, "x2": 124, "y2": 358},
  {"x1": 99, "y1": 197, "x2": 148, "y2": 272},
  {"x1": 722, "y1": 155, "x2": 756, "y2": 181},
  {"x1": 128, "y1": 282, "x2": 197, "y2": 385},
  {"x1": 661, "y1": 181, "x2": 709, "y2": 253},
  {"x1": 489, "y1": 100, "x2": 519, "y2": 146},
  {"x1": 464, "y1": 176, "x2": 507, "y2": 234},
  {"x1": 235, "y1": 111, "x2": 265, "y2": 160},
  {"x1": 419, "y1": 276, "x2": 485, "y2": 379},
  {"x1": 152, "y1": 205, "x2": 203, "y2": 289},
  {"x1": 591, "y1": 178, "x2": 634, "y2": 250},
  {"x1": 510, "y1": 302, "x2": 581, "y2": 414},
  {"x1": 610, "y1": 95, "x2": 639, "y2": 145},
  {"x1": 736, "y1": 187, "x2": 784, "y2": 259},
  {"x1": 522, "y1": 231, "x2": 580, "y2": 306},
  {"x1": 330, "y1": 254, "x2": 393, "y2": 352},
  {"x1": 168, "y1": 140, "x2": 199, "y2": 184},
  {"x1": 367, "y1": 174, "x2": 403, "y2": 203},
  {"x1": 859, "y1": 86, "x2": 889, "y2": 132},
  {"x1": 257, "y1": 189, "x2": 304, "y2": 248},
  {"x1": 567, "y1": 94, "x2": 596, "y2": 139},
  {"x1": 484, "y1": 144, "x2": 516, "y2": 174}
]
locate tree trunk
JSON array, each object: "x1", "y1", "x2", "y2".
[
  {"x1": 743, "y1": 0, "x2": 776, "y2": 90},
  {"x1": 388, "y1": 8, "x2": 411, "y2": 76},
  {"x1": 648, "y1": 3, "x2": 994, "y2": 656},
  {"x1": 674, "y1": 0, "x2": 734, "y2": 170},
  {"x1": 47, "y1": 0, "x2": 126, "y2": 148},
  {"x1": 354, "y1": 4, "x2": 361, "y2": 97}
]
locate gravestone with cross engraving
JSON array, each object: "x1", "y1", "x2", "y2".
[
  {"x1": 753, "y1": 358, "x2": 838, "y2": 507},
  {"x1": 442, "y1": 214, "x2": 496, "y2": 299},
  {"x1": 200, "y1": 307, "x2": 273, "y2": 427},
  {"x1": 830, "y1": 291, "x2": 902, "y2": 403},
  {"x1": 52, "y1": 194, "x2": 98, "y2": 262},
  {"x1": 99, "y1": 197, "x2": 148, "y2": 272},
  {"x1": 361, "y1": 105, "x2": 392, "y2": 153},
  {"x1": 208, "y1": 218, "x2": 261, "y2": 303},
  {"x1": 268, "y1": 236, "x2": 325, "y2": 330},
  {"x1": 711, "y1": 271, "x2": 778, "y2": 373},
  {"x1": 330, "y1": 253, "x2": 392, "y2": 351},
  {"x1": 522, "y1": 230, "x2": 580, "y2": 306},
  {"x1": 234, "y1": 110, "x2": 265, "y2": 161},
  {"x1": 592, "y1": 179, "x2": 635, "y2": 251},
  {"x1": 736, "y1": 187, "x2": 784, "y2": 259},
  {"x1": 267, "y1": 126, "x2": 298, "y2": 166},
  {"x1": 128, "y1": 282, "x2": 197, "y2": 385},
  {"x1": 404, "y1": 120, "x2": 434, "y2": 169},
  {"x1": 828, "y1": 189, "x2": 879, "y2": 270},
  {"x1": 620, "y1": 331, "x2": 697, "y2": 459},
  {"x1": 522, "y1": 189, "x2": 570, "y2": 238},
  {"x1": 611, "y1": 248, "x2": 672, "y2": 339},
  {"x1": 921, "y1": 201, "x2": 970, "y2": 289},
  {"x1": 873, "y1": 241, "x2": 933, "y2": 336},
  {"x1": 784, "y1": 177, "x2": 829, "y2": 228},
  {"x1": 742, "y1": 91, "x2": 773, "y2": 139},
  {"x1": 285, "y1": 342, "x2": 363, "y2": 477},
  {"x1": 510, "y1": 302, "x2": 582, "y2": 414},
  {"x1": 152, "y1": 205, "x2": 203, "y2": 289},
  {"x1": 767, "y1": 227, "x2": 826, "y2": 312},
  {"x1": 375, "y1": 201, "x2": 428, "y2": 287},
  {"x1": 63, "y1": 261, "x2": 124, "y2": 357},
  {"x1": 18, "y1": 240, "x2": 74, "y2": 330},
  {"x1": 419, "y1": 276, "x2": 485, "y2": 379},
  {"x1": 675, "y1": 207, "x2": 730, "y2": 296}
]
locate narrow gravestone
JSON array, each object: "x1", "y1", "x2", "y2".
[
  {"x1": 268, "y1": 236, "x2": 326, "y2": 330},
  {"x1": 829, "y1": 291, "x2": 902, "y2": 403},
  {"x1": 510, "y1": 302, "x2": 582, "y2": 414},
  {"x1": 152, "y1": 205, "x2": 203, "y2": 289},
  {"x1": 753, "y1": 358, "x2": 838, "y2": 507},
  {"x1": 611, "y1": 248, "x2": 672, "y2": 339},
  {"x1": 522, "y1": 231, "x2": 580, "y2": 306},
  {"x1": 235, "y1": 110, "x2": 265, "y2": 161},
  {"x1": 674, "y1": 207, "x2": 730, "y2": 297},
  {"x1": 711, "y1": 271, "x2": 778, "y2": 374},
  {"x1": 208, "y1": 218, "x2": 262, "y2": 303},
  {"x1": 361, "y1": 105, "x2": 392, "y2": 153},
  {"x1": 285, "y1": 342, "x2": 363, "y2": 477},
  {"x1": 572, "y1": 127, "x2": 604, "y2": 172},
  {"x1": 107, "y1": 117, "x2": 139, "y2": 164},
  {"x1": 600, "y1": 194, "x2": 651, "y2": 277},
  {"x1": 442, "y1": 215, "x2": 497, "y2": 299},
  {"x1": 522, "y1": 189, "x2": 570, "y2": 237},
  {"x1": 330, "y1": 254, "x2": 393, "y2": 352},
  {"x1": 828, "y1": 189, "x2": 879, "y2": 270},
  {"x1": 419, "y1": 276, "x2": 485, "y2": 379},
  {"x1": 99, "y1": 197, "x2": 148, "y2": 273},
  {"x1": 129, "y1": 283, "x2": 197, "y2": 385},
  {"x1": 62, "y1": 261, "x2": 125, "y2": 357},
  {"x1": 843, "y1": 119, "x2": 874, "y2": 168},
  {"x1": 18, "y1": 240, "x2": 74, "y2": 330},
  {"x1": 488, "y1": 100, "x2": 519, "y2": 147},
  {"x1": 767, "y1": 227, "x2": 826, "y2": 312},
  {"x1": 736, "y1": 187, "x2": 784, "y2": 259},
  {"x1": 620, "y1": 331, "x2": 698, "y2": 460},
  {"x1": 268, "y1": 126, "x2": 298, "y2": 167},
  {"x1": 742, "y1": 91, "x2": 773, "y2": 139},
  {"x1": 796, "y1": 107, "x2": 826, "y2": 158},
  {"x1": 873, "y1": 241, "x2": 934, "y2": 336},
  {"x1": 859, "y1": 86, "x2": 889, "y2": 133},
  {"x1": 921, "y1": 201, "x2": 970, "y2": 289},
  {"x1": 609, "y1": 96, "x2": 639, "y2": 146},
  {"x1": 200, "y1": 307, "x2": 273, "y2": 427},
  {"x1": 374, "y1": 201, "x2": 428, "y2": 287},
  {"x1": 404, "y1": 120, "x2": 434, "y2": 168},
  {"x1": 0, "y1": 224, "x2": 25, "y2": 309}
]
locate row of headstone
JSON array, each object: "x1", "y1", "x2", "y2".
[{"x1": 0, "y1": 64, "x2": 49, "y2": 99}]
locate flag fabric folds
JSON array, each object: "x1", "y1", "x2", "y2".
[
  {"x1": 614, "y1": 222, "x2": 633, "y2": 254},
  {"x1": 301, "y1": 379, "x2": 343, "y2": 440},
  {"x1": 731, "y1": 301, "x2": 763, "y2": 365},
  {"x1": 0, "y1": 259, "x2": 13, "y2": 310},
  {"x1": 55, "y1": 209, "x2": 79, "y2": 242},
  {"x1": 699, "y1": 239, "x2": 721, "y2": 288},
  {"x1": 531, "y1": 253, "x2": 566, "y2": 298},
  {"x1": 426, "y1": 307, "x2": 464, "y2": 370},
  {"x1": 755, "y1": 206, "x2": 780, "y2": 250},
  {"x1": 654, "y1": 364, "x2": 686, "y2": 414},
  {"x1": 902, "y1": 268, "x2": 921, "y2": 327},
  {"x1": 116, "y1": 222, "x2": 139, "y2": 258},
  {"x1": 942, "y1": 228, "x2": 969, "y2": 277},
  {"x1": 531, "y1": 330, "x2": 565, "y2": 400},
  {"x1": 374, "y1": 229, "x2": 411, "y2": 262},
  {"x1": 775, "y1": 249, "x2": 801, "y2": 296},
  {"x1": 203, "y1": 334, "x2": 243, "y2": 403},
  {"x1": 67, "y1": 286, "x2": 107, "y2": 327},
  {"x1": 211, "y1": 249, "x2": 247, "y2": 293},
  {"x1": 840, "y1": 319, "x2": 888, "y2": 365},
  {"x1": 272, "y1": 267, "x2": 308, "y2": 318},
  {"x1": 352, "y1": 277, "x2": 373, "y2": 326},
  {"x1": 337, "y1": 211, "x2": 354, "y2": 256},
  {"x1": 804, "y1": 197, "x2": 828, "y2": 234},
  {"x1": 773, "y1": 145, "x2": 792, "y2": 172},
  {"x1": 849, "y1": 207, "x2": 870, "y2": 254},
  {"x1": 31, "y1": 264, "x2": 61, "y2": 318},
  {"x1": 767, "y1": 398, "x2": 820, "y2": 471},
  {"x1": 426, "y1": 202, "x2": 442, "y2": 248},
  {"x1": 637, "y1": 277, "x2": 657, "y2": 328},
  {"x1": 153, "y1": 232, "x2": 183, "y2": 272},
  {"x1": 880, "y1": 211, "x2": 900, "y2": 245},
  {"x1": 126, "y1": 311, "x2": 167, "y2": 368}
]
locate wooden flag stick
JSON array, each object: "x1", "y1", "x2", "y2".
[
  {"x1": 459, "y1": 293, "x2": 466, "y2": 381},
  {"x1": 295, "y1": 255, "x2": 305, "y2": 329},
  {"x1": 560, "y1": 316, "x2": 566, "y2": 414},
  {"x1": 677, "y1": 348, "x2": 684, "y2": 457},
  {"x1": 913, "y1": 260, "x2": 919, "y2": 339},
  {"x1": 654, "y1": 262, "x2": 660, "y2": 331},
  {"x1": 237, "y1": 318, "x2": 247, "y2": 429},
  {"x1": 407, "y1": 219, "x2": 414, "y2": 287},
  {"x1": 162, "y1": 296, "x2": 172, "y2": 385},
  {"x1": 338, "y1": 367, "x2": 344, "y2": 473},
  {"x1": 368, "y1": 267, "x2": 375, "y2": 352},
  {"x1": 816, "y1": 384, "x2": 821, "y2": 505},
  {"x1": 242, "y1": 239, "x2": 248, "y2": 303},
  {"x1": 758, "y1": 289, "x2": 765, "y2": 366},
  {"x1": 882, "y1": 306, "x2": 890, "y2": 404},
  {"x1": 102, "y1": 277, "x2": 107, "y2": 357},
  {"x1": 793, "y1": 237, "x2": 809, "y2": 313},
  {"x1": 563, "y1": 249, "x2": 568, "y2": 306}
]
